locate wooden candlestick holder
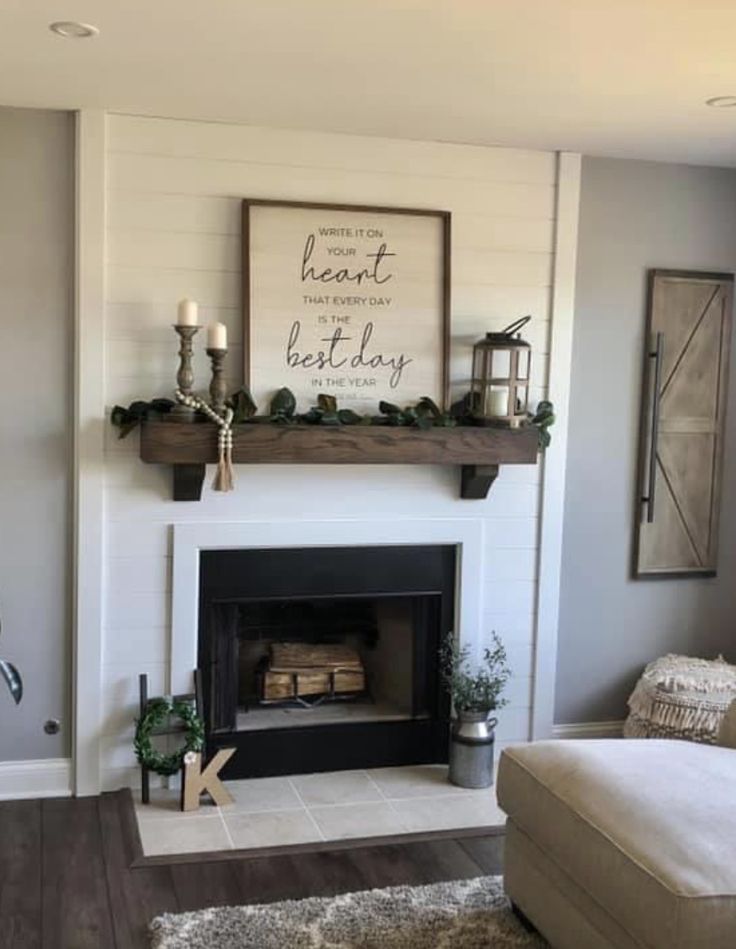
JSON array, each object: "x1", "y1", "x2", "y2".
[
  {"x1": 170, "y1": 324, "x2": 200, "y2": 422},
  {"x1": 206, "y1": 348, "x2": 228, "y2": 415}
]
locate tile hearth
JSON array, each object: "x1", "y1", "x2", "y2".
[{"x1": 135, "y1": 765, "x2": 506, "y2": 857}]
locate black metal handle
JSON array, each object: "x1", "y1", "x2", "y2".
[{"x1": 642, "y1": 332, "x2": 664, "y2": 523}]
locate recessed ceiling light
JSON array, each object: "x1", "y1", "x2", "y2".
[
  {"x1": 49, "y1": 21, "x2": 99, "y2": 38},
  {"x1": 705, "y1": 96, "x2": 736, "y2": 108}
]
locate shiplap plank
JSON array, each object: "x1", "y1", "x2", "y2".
[
  {"x1": 452, "y1": 250, "x2": 552, "y2": 288},
  {"x1": 108, "y1": 192, "x2": 240, "y2": 235},
  {"x1": 107, "y1": 230, "x2": 240, "y2": 273},
  {"x1": 104, "y1": 476, "x2": 541, "y2": 524},
  {"x1": 108, "y1": 153, "x2": 556, "y2": 218},
  {"x1": 108, "y1": 266, "x2": 553, "y2": 310},
  {"x1": 105, "y1": 340, "x2": 548, "y2": 400},
  {"x1": 108, "y1": 193, "x2": 554, "y2": 255},
  {"x1": 107, "y1": 227, "x2": 553, "y2": 288},
  {"x1": 107, "y1": 374, "x2": 548, "y2": 408},
  {"x1": 108, "y1": 266, "x2": 240, "y2": 306},
  {"x1": 104, "y1": 556, "x2": 171, "y2": 595},
  {"x1": 106, "y1": 302, "x2": 241, "y2": 342},
  {"x1": 105, "y1": 372, "x2": 244, "y2": 407},
  {"x1": 452, "y1": 215, "x2": 555, "y2": 253},
  {"x1": 105, "y1": 289, "x2": 551, "y2": 332},
  {"x1": 106, "y1": 306, "x2": 550, "y2": 358},
  {"x1": 105, "y1": 340, "x2": 236, "y2": 387},
  {"x1": 486, "y1": 546, "x2": 538, "y2": 582},
  {"x1": 108, "y1": 115, "x2": 557, "y2": 185}
]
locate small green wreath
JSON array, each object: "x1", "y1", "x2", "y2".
[{"x1": 134, "y1": 697, "x2": 205, "y2": 776}]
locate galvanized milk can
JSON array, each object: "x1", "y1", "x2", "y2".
[{"x1": 448, "y1": 710, "x2": 498, "y2": 789}]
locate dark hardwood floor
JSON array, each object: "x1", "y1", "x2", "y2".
[{"x1": 0, "y1": 790, "x2": 504, "y2": 949}]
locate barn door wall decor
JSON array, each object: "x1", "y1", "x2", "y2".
[{"x1": 634, "y1": 269, "x2": 733, "y2": 578}]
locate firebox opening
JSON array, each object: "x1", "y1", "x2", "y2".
[{"x1": 235, "y1": 594, "x2": 438, "y2": 732}]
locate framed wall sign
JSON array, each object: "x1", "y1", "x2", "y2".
[{"x1": 242, "y1": 199, "x2": 451, "y2": 412}]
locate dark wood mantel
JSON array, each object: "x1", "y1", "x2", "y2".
[{"x1": 140, "y1": 420, "x2": 539, "y2": 501}]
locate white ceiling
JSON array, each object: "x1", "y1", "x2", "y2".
[{"x1": 2, "y1": 0, "x2": 736, "y2": 165}]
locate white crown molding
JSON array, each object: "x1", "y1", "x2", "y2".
[
  {"x1": 551, "y1": 720, "x2": 624, "y2": 740},
  {"x1": 0, "y1": 758, "x2": 73, "y2": 800}
]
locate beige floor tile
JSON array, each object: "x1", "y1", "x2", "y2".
[
  {"x1": 310, "y1": 801, "x2": 408, "y2": 840},
  {"x1": 138, "y1": 815, "x2": 230, "y2": 856},
  {"x1": 224, "y1": 809, "x2": 323, "y2": 849},
  {"x1": 222, "y1": 776, "x2": 302, "y2": 813},
  {"x1": 135, "y1": 788, "x2": 221, "y2": 821},
  {"x1": 290, "y1": 770, "x2": 383, "y2": 806},
  {"x1": 389, "y1": 792, "x2": 506, "y2": 833},
  {"x1": 366, "y1": 764, "x2": 458, "y2": 799}
]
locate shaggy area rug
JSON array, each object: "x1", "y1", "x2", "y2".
[{"x1": 150, "y1": 874, "x2": 546, "y2": 948}]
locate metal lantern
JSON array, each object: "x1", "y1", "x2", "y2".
[{"x1": 470, "y1": 316, "x2": 532, "y2": 428}]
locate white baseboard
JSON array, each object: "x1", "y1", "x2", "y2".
[
  {"x1": 551, "y1": 720, "x2": 625, "y2": 740},
  {"x1": 0, "y1": 758, "x2": 72, "y2": 800}
]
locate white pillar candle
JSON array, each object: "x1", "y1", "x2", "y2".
[
  {"x1": 488, "y1": 386, "x2": 509, "y2": 417},
  {"x1": 177, "y1": 298, "x2": 198, "y2": 326},
  {"x1": 207, "y1": 321, "x2": 227, "y2": 350}
]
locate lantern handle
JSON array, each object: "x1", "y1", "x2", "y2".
[{"x1": 502, "y1": 315, "x2": 532, "y2": 337}]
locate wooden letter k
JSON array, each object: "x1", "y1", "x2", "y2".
[{"x1": 181, "y1": 748, "x2": 235, "y2": 811}]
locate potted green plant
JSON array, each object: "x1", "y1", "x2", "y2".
[{"x1": 440, "y1": 631, "x2": 510, "y2": 788}]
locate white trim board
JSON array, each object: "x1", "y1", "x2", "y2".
[
  {"x1": 551, "y1": 721, "x2": 624, "y2": 740},
  {"x1": 171, "y1": 518, "x2": 484, "y2": 695},
  {"x1": 0, "y1": 759, "x2": 72, "y2": 801},
  {"x1": 73, "y1": 110, "x2": 107, "y2": 796},
  {"x1": 531, "y1": 152, "x2": 582, "y2": 740}
]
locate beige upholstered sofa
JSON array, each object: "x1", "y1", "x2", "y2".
[{"x1": 497, "y1": 739, "x2": 736, "y2": 948}]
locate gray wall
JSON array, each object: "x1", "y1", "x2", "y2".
[
  {"x1": 0, "y1": 107, "x2": 73, "y2": 758},
  {"x1": 555, "y1": 156, "x2": 736, "y2": 724}
]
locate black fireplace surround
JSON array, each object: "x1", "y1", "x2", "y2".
[{"x1": 198, "y1": 544, "x2": 455, "y2": 780}]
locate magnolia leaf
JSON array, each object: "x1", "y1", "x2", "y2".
[
  {"x1": 270, "y1": 387, "x2": 296, "y2": 417},
  {"x1": 228, "y1": 387, "x2": 258, "y2": 423},
  {"x1": 320, "y1": 412, "x2": 340, "y2": 426},
  {"x1": 379, "y1": 400, "x2": 401, "y2": 416},
  {"x1": 301, "y1": 407, "x2": 323, "y2": 425},
  {"x1": 110, "y1": 398, "x2": 175, "y2": 439},
  {"x1": 337, "y1": 409, "x2": 362, "y2": 425},
  {"x1": 413, "y1": 415, "x2": 433, "y2": 430},
  {"x1": 416, "y1": 396, "x2": 442, "y2": 419},
  {"x1": 317, "y1": 394, "x2": 338, "y2": 413},
  {"x1": 436, "y1": 415, "x2": 457, "y2": 428}
]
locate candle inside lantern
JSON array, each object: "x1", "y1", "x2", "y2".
[
  {"x1": 207, "y1": 321, "x2": 227, "y2": 350},
  {"x1": 177, "y1": 298, "x2": 198, "y2": 326},
  {"x1": 488, "y1": 386, "x2": 509, "y2": 417}
]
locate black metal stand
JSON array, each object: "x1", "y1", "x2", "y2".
[{"x1": 138, "y1": 670, "x2": 203, "y2": 804}]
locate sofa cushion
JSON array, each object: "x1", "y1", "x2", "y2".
[{"x1": 497, "y1": 740, "x2": 736, "y2": 949}]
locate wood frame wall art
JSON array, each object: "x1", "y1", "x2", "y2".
[{"x1": 242, "y1": 199, "x2": 451, "y2": 413}]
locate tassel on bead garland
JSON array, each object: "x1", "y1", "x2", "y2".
[
  {"x1": 214, "y1": 409, "x2": 234, "y2": 492},
  {"x1": 175, "y1": 390, "x2": 235, "y2": 492}
]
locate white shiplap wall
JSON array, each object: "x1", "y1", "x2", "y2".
[{"x1": 102, "y1": 114, "x2": 557, "y2": 789}]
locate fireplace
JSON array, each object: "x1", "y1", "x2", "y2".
[{"x1": 198, "y1": 544, "x2": 455, "y2": 779}]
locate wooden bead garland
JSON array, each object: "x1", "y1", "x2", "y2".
[{"x1": 175, "y1": 389, "x2": 234, "y2": 492}]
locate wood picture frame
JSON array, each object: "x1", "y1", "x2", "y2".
[{"x1": 242, "y1": 199, "x2": 451, "y2": 412}]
